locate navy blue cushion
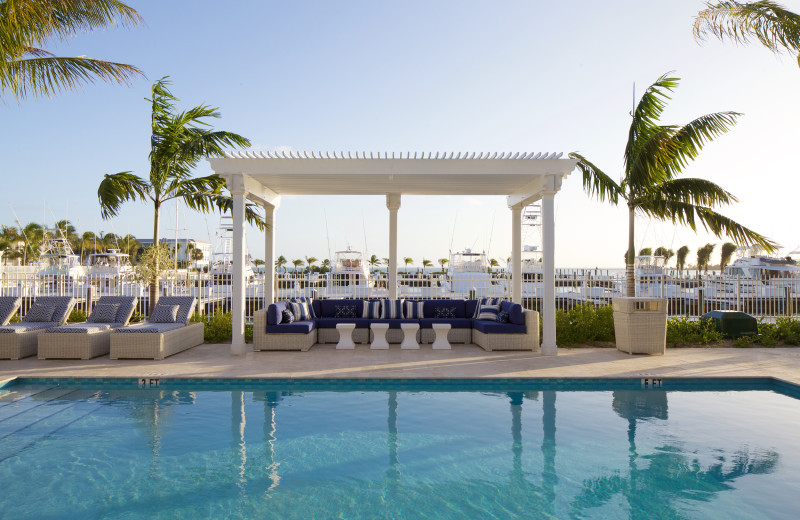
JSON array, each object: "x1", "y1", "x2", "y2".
[
  {"x1": 370, "y1": 319, "x2": 420, "y2": 329},
  {"x1": 500, "y1": 301, "x2": 525, "y2": 325},
  {"x1": 312, "y1": 300, "x2": 322, "y2": 319},
  {"x1": 266, "y1": 320, "x2": 315, "y2": 334},
  {"x1": 320, "y1": 299, "x2": 364, "y2": 318},
  {"x1": 317, "y1": 318, "x2": 371, "y2": 329},
  {"x1": 471, "y1": 319, "x2": 526, "y2": 334},
  {"x1": 465, "y1": 300, "x2": 479, "y2": 319},
  {"x1": 419, "y1": 318, "x2": 472, "y2": 329},
  {"x1": 423, "y1": 299, "x2": 466, "y2": 319},
  {"x1": 267, "y1": 302, "x2": 288, "y2": 326}
]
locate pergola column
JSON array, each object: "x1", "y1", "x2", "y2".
[
  {"x1": 230, "y1": 175, "x2": 247, "y2": 356},
  {"x1": 263, "y1": 202, "x2": 277, "y2": 306},
  {"x1": 386, "y1": 194, "x2": 401, "y2": 299},
  {"x1": 511, "y1": 204, "x2": 523, "y2": 303},
  {"x1": 541, "y1": 188, "x2": 557, "y2": 355}
]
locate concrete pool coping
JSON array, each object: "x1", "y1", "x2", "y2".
[{"x1": 1, "y1": 344, "x2": 800, "y2": 386}]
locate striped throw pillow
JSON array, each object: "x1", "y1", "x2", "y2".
[
  {"x1": 363, "y1": 301, "x2": 381, "y2": 319},
  {"x1": 290, "y1": 297, "x2": 316, "y2": 319},
  {"x1": 473, "y1": 297, "x2": 502, "y2": 318},
  {"x1": 150, "y1": 304, "x2": 179, "y2": 323},
  {"x1": 404, "y1": 301, "x2": 424, "y2": 319},
  {"x1": 477, "y1": 302, "x2": 501, "y2": 321},
  {"x1": 380, "y1": 299, "x2": 404, "y2": 319},
  {"x1": 290, "y1": 301, "x2": 312, "y2": 321}
]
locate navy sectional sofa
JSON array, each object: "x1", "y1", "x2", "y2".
[{"x1": 253, "y1": 299, "x2": 540, "y2": 352}]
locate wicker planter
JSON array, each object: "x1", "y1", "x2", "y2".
[{"x1": 612, "y1": 297, "x2": 667, "y2": 355}]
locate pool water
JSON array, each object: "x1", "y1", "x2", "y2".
[{"x1": 1, "y1": 378, "x2": 799, "y2": 519}]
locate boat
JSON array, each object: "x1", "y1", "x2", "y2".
[
  {"x1": 711, "y1": 247, "x2": 800, "y2": 298},
  {"x1": 328, "y1": 246, "x2": 374, "y2": 297},
  {"x1": 36, "y1": 228, "x2": 85, "y2": 292},
  {"x1": 445, "y1": 248, "x2": 502, "y2": 296},
  {"x1": 207, "y1": 216, "x2": 257, "y2": 297},
  {"x1": 84, "y1": 249, "x2": 139, "y2": 295}
]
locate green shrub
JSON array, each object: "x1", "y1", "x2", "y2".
[
  {"x1": 8, "y1": 313, "x2": 20, "y2": 323},
  {"x1": 191, "y1": 312, "x2": 233, "y2": 343},
  {"x1": 555, "y1": 304, "x2": 615, "y2": 346},
  {"x1": 67, "y1": 309, "x2": 87, "y2": 323},
  {"x1": 666, "y1": 317, "x2": 723, "y2": 346}
]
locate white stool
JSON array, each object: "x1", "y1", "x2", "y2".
[
  {"x1": 400, "y1": 323, "x2": 420, "y2": 350},
  {"x1": 370, "y1": 323, "x2": 390, "y2": 350},
  {"x1": 336, "y1": 323, "x2": 356, "y2": 349},
  {"x1": 431, "y1": 323, "x2": 452, "y2": 350}
]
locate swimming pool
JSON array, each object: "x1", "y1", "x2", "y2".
[{"x1": 1, "y1": 377, "x2": 798, "y2": 519}]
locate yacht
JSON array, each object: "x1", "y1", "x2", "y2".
[
  {"x1": 36, "y1": 229, "x2": 85, "y2": 291},
  {"x1": 207, "y1": 216, "x2": 256, "y2": 296},
  {"x1": 713, "y1": 247, "x2": 800, "y2": 298},
  {"x1": 84, "y1": 249, "x2": 138, "y2": 295},
  {"x1": 445, "y1": 249, "x2": 501, "y2": 296}
]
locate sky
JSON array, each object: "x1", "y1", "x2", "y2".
[{"x1": 3, "y1": 0, "x2": 800, "y2": 268}]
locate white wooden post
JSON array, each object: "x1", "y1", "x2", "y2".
[
  {"x1": 541, "y1": 186, "x2": 557, "y2": 356},
  {"x1": 511, "y1": 204, "x2": 523, "y2": 304},
  {"x1": 263, "y1": 202, "x2": 277, "y2": 307},
  {"x1": 386, "y1": 194, "x2": 401, "y2": 300},
  {"x1": 230, "y1": 175, "x2": 247, "y2": 356}
]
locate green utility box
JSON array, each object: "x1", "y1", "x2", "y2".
[{"x1": 701, "y1": 310, "x2": 758, "y2": 339}]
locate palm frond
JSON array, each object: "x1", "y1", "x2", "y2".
[
  {"x1": 625, "y1": 125, "x2": 678, "y2": 194},
  {"x1": 207, "y1": 194, "x2": 268, "y2": 231},
  {"x1": 624, "y1": 73, "x2": 679, "y2": 170},
  {"x1": 568, "y1": 152, "x2": 622, "y2": 203},
  {"x1": 2, "y1": 56, "x2": 143, "y2": 101},
  {"x1": 637, "y1": 198, "x2": 777, "y2": 252},
  {"x1": 1, "y1": 0, "x2": 142, "y2": 53},
  {"x1": 97, "y1": 172, "x2": 152, "y2": 219},
  {"x1": 694, "y1": 1, "x2": 800, "y2": 63},
  {"x1": 643, "y1": 177, "x2": 739, "y2": 207},
  {"x1": 658, "y1": 112, "x2": 740, "y2": 177}
]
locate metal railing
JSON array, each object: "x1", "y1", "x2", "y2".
[{"x1": 2, "y1": 267, "x2": 799, "y2": 322}]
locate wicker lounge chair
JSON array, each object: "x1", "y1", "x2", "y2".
[
  {"x1": 0, "y1": 296, "x2": 75, "y2": 360},
  {"x1": 0, "y1": 297, "x2": 22, "y2": 326},
  {"x1": 38, "y1": 296, "x2": 138, "y2": 360},
  {"x1": 109, "y1": 296, "x2": 203, "y2": 360}
]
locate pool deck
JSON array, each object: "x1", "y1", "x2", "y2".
[{"x1": 1, "y1": 344, "x2": 800, "y2": 385}]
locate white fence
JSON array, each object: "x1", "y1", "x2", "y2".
[{"x1": 2, "y1": 267, "x2": 799, "y2": 321}]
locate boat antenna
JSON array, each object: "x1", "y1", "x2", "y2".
[
  {"x1": 486, "y1": 210, "x2": 496, "y2": 258},
  {"x1": 324, "y1": 209, "x2": 332, "y2": 265},
  {"x1": 449, "y1": 209, "x2": 458, "y2": 253},
  {"x1": 362, "y1": 211, "x2": 368, "y2": 255}
]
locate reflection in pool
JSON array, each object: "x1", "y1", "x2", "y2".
[{"x1": 0, "y1": 379, "x2": 797, "y2": 519}]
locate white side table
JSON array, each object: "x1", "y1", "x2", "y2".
[
  {"x1": 400, "y1": 323, "x2": 420, "y2": 350},
  {"x1": 336, "y1": 323, "x2": 356, "y2": 349},
  {"x1": 431, "y1": 323, "x2": 452, "y2": 350},
  {"x1": 370, "y1": 323, "x2": 390, "y2": 350}
]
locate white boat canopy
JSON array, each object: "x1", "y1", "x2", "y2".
[{"x1": 207, "y1": 151, "x2": 578, "y2": 356}]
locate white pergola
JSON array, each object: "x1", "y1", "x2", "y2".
[{"x1": 208, "y1": 151, "x2": 577, "y2": 356}]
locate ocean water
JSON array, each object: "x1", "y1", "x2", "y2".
[{"x1": 0, "y1": 379, "x2": 798, "y2": 519}]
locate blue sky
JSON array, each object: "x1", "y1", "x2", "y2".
[{"x1": 3, "y1": 0, "x2": 799, "y2": 267}]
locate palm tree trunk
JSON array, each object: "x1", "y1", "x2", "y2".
[
  {"x1": 150, "y1": 204, "x2": 160, "y2": 313},
  {"x1": 626, "y1": 204, "x2": 636, "y2": 298}
]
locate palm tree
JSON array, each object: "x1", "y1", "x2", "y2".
[
  {"x1": 653, "y1": 247, "x2": 675, "y2": 265},
  {"x1": 697, "y1": 243, "x2": 716, "y2": 273},
  {"x1": 291, "y1": 259, "x2": 304, "y2": 273},
  {"x1": 98, "y1": 77, "x2": 262, "y2": 311},
  {"x1": 638, "y1": 247, "x2": 653, "y2": 256},
  {"x1": 422, "y1": 258, "x2": 432, "y2": 272},
  {"x1": 20, "y1": 222, "x2": 44, "y2": 263},
  {"x1": 320, "y1": 258, "x2": 331, "y2": 274},
  {"x1": 720, "y1": 242, "x2": 738, "y2": 271},
  {"x1": 488, "y1": 258, "x2": 499, "y2": 273},
  {"x1": 368, "y1": 254, "x2": 381, "y2": 273},
  {"x1": 55, "y1": 220, "x2": 79, "y2": 251},
  {"x1": 305, "y1": 256, "x2": 318, "y2": 274},
  {"x1": 694, "y1": 1, "x2": 800, "y2": 66},
  {"x1": 190, "y1": 245, "x2": 204, "y2": 270},
  {"x1": 1, "y1": 0, "x2": 144, "y2": 102},
  {"x1": 403, "y1": 257, "x2": 413, "y2": 272},
  {"x1": 570, "y1": 73, "x2": 774, "y2": 297},
  {"x1": 676, "y1": 246, "x2": 691, "y2": 274},
  {"x1": 438, "y1": 258, "x2": 449, "y2": 273},
  {"x1": 275, "y1": 255, "x2": 287, "y2": 274}
]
